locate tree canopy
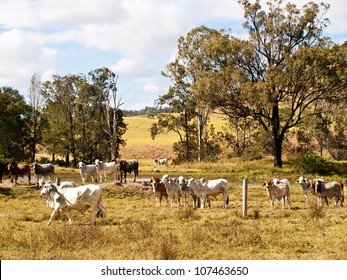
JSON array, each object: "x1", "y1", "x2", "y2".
[{"x1": 189, "y1": 0, "x2": 347, "y2": 167}]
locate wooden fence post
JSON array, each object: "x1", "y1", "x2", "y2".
[{"x1": 242, "y1": 178, "x2": 248, "y2": 217}]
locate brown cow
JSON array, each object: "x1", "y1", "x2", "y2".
[
  {"x1": 150, "y1": 175, "x2": 168, "y2": 206},
  {"x1": 263, "y1": 179, "x2": 291, "y2": 210},
  {"x1": 7, "y1": 162, "x2": 31, "y2": 186}
]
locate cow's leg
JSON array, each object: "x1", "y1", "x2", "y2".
[
  {"x1": 96, "y1": 202, "x2": 107, "y2": 223},
  {"x1": 48, "y1": 207, "x2": 60, "y2": 225},
  {"x1": 287, "y1": 196, "x2": 291, "y2": 209},
  {"x1": 324, "y1": 196, "x2": 329, "y2": 206},
  {"x1": 66, "y1": 209, "x2": 73, "y2": 225},
  {"x1": 200, "y1": 195, "x2": 206, "y2": 208},
  {"x1": 104, "y1": 172, "x2": 107, "y2": 183},
  {"x1": 91, "y1": 208, "x2": 97, "y2": 224},
  {"x1": 28, "y1": 174, "x2": 31, "y2": 185},
  {"x1": 333, "y1": 195, "x2": 339, "y2": 207}
]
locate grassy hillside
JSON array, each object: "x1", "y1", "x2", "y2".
[{"x1": 120, "y1": 114, "x2": 228, "y2": 160}]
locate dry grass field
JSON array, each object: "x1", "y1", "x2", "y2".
[
  {"x1": 119, "y1": 114, "x2": 227, "y2": 159},
  {"x1": 0, "y1": 163, "x2": 346, "y2": 260},
  {"x1": 0, "y1": 115, "x2": 346, "y2": 260}
]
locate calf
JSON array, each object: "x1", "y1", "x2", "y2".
[
  {"x1": 295, "y1": 176, "x2": 312, "y2": 202},
  {"x1": 161, "y1": 174, "x2": 181, "y2": 207},
  {"x1": 7, "y1": 162, "x2": 31, "y2": 186},
  {"x1": 119, "y1": 159, "x2": 139, "y2": 183},
  {"x1": 150, "y1": 175, "x2": 168, "y2": 206},
  {"x1": 310, "y1": 179, "x2": 344, "y2": 207},
  {"x1": 40, "y1": 181, "x2": 106, "y2": 225},
  {"x1": 187, "y1": 178, "x2": 229, "y2": 208},
  {"x1": 77, "y1": 161, "x2": 98, "y2": 184},
  {"x1": 263, "y1": 179, "x2": 291, "y2": 210},
  {"x1": 32, "y1": 162, "x2": 55, "y2": 181}
]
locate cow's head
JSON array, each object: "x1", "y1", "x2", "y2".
[
  {"x1": 40, "y1": 181, "x2": 56, "y2": 196},
  {"x1": 263, "y1": 179, "x2": 272, "y2": 189},
  {"x1": 178, "y1": 176, "x2": 186, "y2": 189},
  {"x1": 295, "y1": 176, "x2": 304, "y2": 184},
  {"x1": 310, "y1": 179, "x2": 324, "y2": 193},
  {"x1": 161, "y1": 174, "x2": 170, "y2": 184},
  {"x1": 187, "y1": 178, "x2": 195, "y2": 189},
  {"x1": 7, "y1": 162, "x2": 17, "y2": 172},
  {"x1": 37, "y1": 178, "x2": 45, "y2": 188},
  {"x1": 77, "y1": 162, "x2": 85, "y2": 169},
  {"x1": 31, "y1": 162, "x2": 38, "y2": 170}
]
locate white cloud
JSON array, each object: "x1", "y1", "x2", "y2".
[
  {"x1": 111, "y1": 56, "x2": 154, "y2": 76},
  {"x1": 0, "y1": 29, "x2": 58, "y2": 87},
  {"x1": 144, "y1": 81, "x2": 161, "y2": 93},
  {"x1": 0, "y1": 0, "x2": 346, "y2": 109}
]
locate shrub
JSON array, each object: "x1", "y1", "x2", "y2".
[{"x1": 294, "y1": 153, "x2": 334, "y2": 175}]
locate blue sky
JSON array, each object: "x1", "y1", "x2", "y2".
[{"x1": 0, "y1": 0, "x2": 346, "y2": 110}]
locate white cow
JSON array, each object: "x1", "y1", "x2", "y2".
[
  {"x1": 94, "y1": 159, "x2": 119, "y2": 183},
  {"x1": 161, "y1": 174, "x2": 181, "y2": 207},
  {"x1": 295, "y1": 176, "x2": 312, "y2": 202},
  {"x1": 263, "y1": 179, "x2": 291, "y2": 209},
  {"x1": 40, "y1": 181, "x2": 106, "y2": 225},
  {"x1": 187, "y1": 178, "x2": 229, "y2": 208},
  {"x1": 77, "y1": 161, "x2": 98, "y2": 184},
  {"x1": 154, "y1": 158, "x2": 168, "y2": 166}
]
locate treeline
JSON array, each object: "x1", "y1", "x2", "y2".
[
  {"x1": 0, "y1": 68, "x2": 127, "y2": 166},
  {"x1": 151, "y1": 0, "x2": 347, "y2": 167},
  {"x1": 123, "y1": 106, "x2": 171, "y2": 117}
]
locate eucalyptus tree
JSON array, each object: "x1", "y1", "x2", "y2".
[
  {"x1": 41, "y1": 74, "x2": 79, "y2": 165},
  {"x1": 28, "y1": 73, "x2": 44, "y2": 162},
  {"x1": 193, "y1": 0, "x2": 347, "y2": 167},
  {"x1": 0, "y1": 87, "x2": 31, "y2": 161},
  {"x1": 89, "y1": 67, "x2": 124, "y2": 160},
  {"x1": 156, "y1": 26, "x2": 224, "y2": 161}
]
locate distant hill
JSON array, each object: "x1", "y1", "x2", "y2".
[{"x1": 119, "y1": 114, "x2": 228, "y2": 160}]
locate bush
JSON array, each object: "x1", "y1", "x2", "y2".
[{"x1": 294, "y1": 153, "x2": 334, "y2": 175}]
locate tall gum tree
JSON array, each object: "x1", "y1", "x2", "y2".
[{"x1": 193, "y1": 0, "x2": 347, "y2": 167}]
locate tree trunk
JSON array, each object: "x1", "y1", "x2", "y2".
[
  {"x1": 197, "y1": 115, "x2": 202, "y2": 162},
  {"x1": 273, "y1": 136, "x2": 283, "y2": 168},
  {"x1": 111, "y1": 108, "x2": 118, "y2": 160},
  {"x1": 272, "y1": 105, "x2": 283, "y2": 168}
]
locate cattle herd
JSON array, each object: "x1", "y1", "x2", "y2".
[{"x1": 0, "y1": 159, "x2": 345, "y2": 225}]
